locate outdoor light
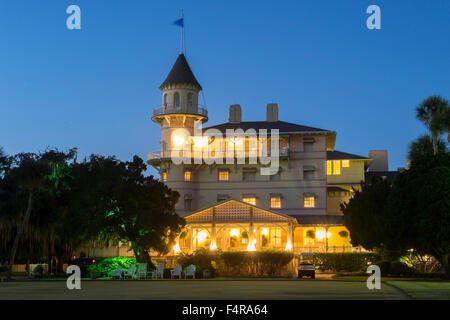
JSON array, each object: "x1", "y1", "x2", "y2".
[
  {"x1": 230, "y1": 228, "x2": 239, "y2": 237},
  {"x1": 173, "y1": 243, "x2": 181, "y2": 254},
  {"x1": 197, "y1": 230, "x2": 207, "y2": 243},
  {"x1": 247, "y1": 242, "x2": 256, "y2": 251},
  {"x1": 209, "y1": 241, "x2": 217, "y2": 250},
  {"x1": 327, "y1": 232, "x2": 331, "y2": 239},
  {"x1": 285, "y1": 241, "x2": 292, "y2": 251},
  {"x1": 316, "y1": 230, "x2": 326, "y2": 241},
  {"x1": 231, "y1": 136, "x2": 242, "y2": 145},
  {"x1": 172, "y1": 134, "x2": 185, "y2": 147},
  {"x1": 261, "y1": 228, "x2": 269, "y2": 235}
]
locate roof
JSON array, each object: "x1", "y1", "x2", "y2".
[
  {"x1": 292, "y1": 215, "x2": 343, "y2": 226},
  {"x1": 327, "y1": 150, "x2": 369, "y2": 160},
  {"x1": 160, "y1": 54, "x2": 202, "y2": 90},
  {"x1": 204, "y1": 120, "x2": 333, "y2": 134}
]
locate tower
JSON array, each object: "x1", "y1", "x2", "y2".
[{"x1": 150, "y1": 53, "x2": 208, "y2": 215}]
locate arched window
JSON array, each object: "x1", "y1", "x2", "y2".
[
  {"x1": 163, "y1": 93, "x2": 168, "y2": 108},
  {"x1": 174, "y1": 92, "x2": 180, "y2": 108},
  {"x1": 187, "y1": 92, "x2": 193, "y2": 108}
]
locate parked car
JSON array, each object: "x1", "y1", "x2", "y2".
[
  {"x1": 296, "y1": 253, "x2": 315, "y2": 279},
  {"x1": 69, "y1": 257, "x2": 97, "y2": 277}
]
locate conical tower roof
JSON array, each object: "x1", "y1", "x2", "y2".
[{"x1": 160, "y1": 54, "x2": 202, "y2": 90}]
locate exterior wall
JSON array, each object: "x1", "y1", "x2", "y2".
[
  {"x1": 326, "y1": 160, "x2": 366, "y2": 185},
  {"x1": 326, "y1": 190, "x2": 352, "y2": 215},
  {"x1": 161, "y1": 132, "x2": 330, "y2": 216}
]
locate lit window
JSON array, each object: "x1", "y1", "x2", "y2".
[
  {"x1": 342, "y1": 160, "x2": 349, "y2": 168},
  {"x1": 161, "y1": 172, "x2": 167, "y2": 182},
  {"x1": 270, "y1": 197, "x2": 281, "y2": 209},
  {"x1": 218, "y1": 170, "x2": 229, "y2": 181},
  {"x1": 184, "y1": 171, "x2": 192, "y2": 181},
  {"x1": 333, "y1": 160, "x2": 341, "y2": 175},
  {"x1": 304, "y1": 197, "x2": 315, "y2": 208},
  {"x1": 326, "y1": 160, "x2": 332, "y2": 175},
  {"x1": 269, "y1": 228, "x2": 281, "y2": 246},
  {"x1": 242, "y1": 197, "x2": 256, "y2": 205}
]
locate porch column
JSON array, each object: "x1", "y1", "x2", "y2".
[
  {"x1": 285, "y1": 222, "x2": 293, "y2": 251},
  {"x1": 188, "y1": 227, "x2": 193, "y2": 253},
  {"x1": 247, "y1": 208, "x2": 256, "y2": 251},
  {"x1": 325, "y1": 226, "x2": 329, "y2": 253},
  {"x1": 210, "y1": 208, "x2": 217, "y2": 250}
]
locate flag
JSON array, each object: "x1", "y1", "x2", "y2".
[{"x1": 173, "y1": 18, "x2": 184, "y2": 27}]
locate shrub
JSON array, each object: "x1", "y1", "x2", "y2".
[
  {"x1": 220, "y1": 251, "x2": 248, "y2": 275},
  {"x1": 313, "y1": 252, "x2": 381, "y2": 272},
  {"x1": 88, "y1": 257, "x2": 138, "y2": 278},
  {"x1": 378, "y1": 261, "x2": 416, "y2": 277},
  {"x1": 254, "y1": 250, "x2": 294, "y2": 276},
  {"x1": 177, "y1": 248, "x2": 217, "y2": 278}
]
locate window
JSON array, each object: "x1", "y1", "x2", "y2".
[
  {"x1": 174, "y1": 92, "x2": 180, "y2": 108},
  {"x1": 303, "y1": 166, "x2": 315, "y2": 180},
  {"x1": 304, "y1": 196, "x2": 315, "y2": 208},
  {"x1": 304, "y1": 142, "x2": 314, "y2": 152},
  {"x1": 243, "y1": 172, "x2": 256, "y2": 181},
  {"x1": 187, "y1": 92, "x2": 193, "y2": 107},
  {"x1": 342, "y1": 160, "x2": 349, "y2": 168},
  {"x1": 161, "y1": 172, "x2": 167, "y2": 182},
  {"x1": 184, "y1": 194, "x2": 192, "y2": 210},
  {"x1": 333, "y1": 160, "x2": 341, "y2": 175},
  {"x1": 184, "y1": 171, "x2": 192, "y2": 181},
  {"x1": 163, "y1": 93, "x2": 168, "y2": 107},
  {"x1": 242, "y1": 197, "x2": 256, "y2": 205},
  {"x1": 270, "y1": 171, "x2": 281, "y2": 180},
  {"x1": 303, "y1": 229, "x2": 315, "y2": 245},
  {"x1": 218, "y1": 170, "x2": 229, "y2": 181},
  {"x1": 269, "y1": 228, "x2": 281, "y2": 246},
  {"x1": 326, "y1": 160, "x2": 341, "y2": 175},
  {"x1": 217, "y1": 194, "x2": 229, "y2": 202},
  {"x1": 270, "y1": 196, "x2": 281, "y2": 209}
]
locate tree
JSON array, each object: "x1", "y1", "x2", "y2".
[
  {"x1": 408, "y1": 134, "x2": 447, "y2": 165},
  {"x1": 71, "y1": 155, "x2": 184, "y2": 264},
  {"x1": 0, "y1": 147, "x2": 10, "y2": 178},
  {"x1": 0, "y1": 149, "x2": 76, "y2": 279},
  {"x1": 416, "y1": 95, "x2": 449, "y2": 155}
]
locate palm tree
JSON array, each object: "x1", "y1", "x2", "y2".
[{"x1": 415, "y1": 95, "x2": 449, "y2": 155}]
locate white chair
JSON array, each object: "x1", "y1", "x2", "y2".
[
  {"x1": 171, "y1": 265, "x2": 182, "y2": 279},
  {"x1": 124, "y1": 265, "x2": 136, "y2": 280},
  {"x1": 151, "y1": 262, "x2": 165, "y2": 279},
  {"x1": 111, "y1": 265, "x2": 123, "y2": 280},
  {"x1": 184, "y1": 264, "x2": 196, "y2": 279},
  {"x1": 136, "y1": 263, "x2": 148, "y2": 279}
]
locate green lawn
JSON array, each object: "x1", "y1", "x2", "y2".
[{"x1": 386, "y1": 281, "x2": 450, "y2": 300}]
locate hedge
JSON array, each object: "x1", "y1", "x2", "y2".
[
  {"x1": 88, "y1": 257, "x2": 140, "y2": 278},
  {"x1": 313, "y1": 252, "x2": 381, "y2": 272},
  {"x1": 177, "y1": 249, "x2": 294, "y2": 277}
]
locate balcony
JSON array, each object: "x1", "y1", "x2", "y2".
[{"x1": 152, "y1": 103, "x2": 208, "y2": 122}]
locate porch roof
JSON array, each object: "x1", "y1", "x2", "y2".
[
  {"x1": 293, "y1": 215, "x2": 343, "y2": 226},
  {"x1": 184, "y1": 199, "x2": 297, "y2": 224}
]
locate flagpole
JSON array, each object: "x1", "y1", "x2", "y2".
[{"x1": 180, "y1": 10, "x2": 184, "y2": 54}]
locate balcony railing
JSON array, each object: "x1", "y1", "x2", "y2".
[{"x1": 152, "y1": 103, "x2": 208, "y2": 118}]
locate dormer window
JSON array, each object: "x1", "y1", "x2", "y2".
[
  {"x1": 304, "y1": 137, "x2": 315, "y2": 152},
  {"x1": 174, "y1": 92, "x2": 180, "y2": 108}
]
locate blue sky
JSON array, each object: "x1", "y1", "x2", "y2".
[{"x1": 0, "y1": 0, "x2": 449, "y2": 176}]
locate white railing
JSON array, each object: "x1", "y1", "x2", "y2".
[{"x1": 152, "y1": 103, "x2": 208, "y2": 117}]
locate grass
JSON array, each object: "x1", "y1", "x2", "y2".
[{"x1": 386, "y1": 281, "x2": 450, "y2": 300}]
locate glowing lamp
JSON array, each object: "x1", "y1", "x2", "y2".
[
  {"x1": 315, "y1": 230, "x2": 326, "y2": 241},
  {"x1": 230, "y1": 229, "x2": 239, "y2": 237},
  {"x1": 261, "y1": 228, "x2": 269, "y2": 236},
  {"x1": 327, "y1": 232, "x2": 331, "y2": 239},
  {"x1": 173, "y1": 243, "x2": 181, "y2": 254},
  {"x1": 172, "y1": 135, "x2": 185, "y2": 147},
  {"x1": 197, "y1": 230, "x2": 207, "y2": 243},
  {"x1": 209, "y1": 241, "x2": 217, "y2": 250},
  {"x1": 285, "y1": 241, "x2": 292, "y2": 251},
  {"x1": 247, "y1": 242, "x2": 256, "y2": 251}
]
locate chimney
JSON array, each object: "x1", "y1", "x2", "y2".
[
  {"x1": 229, "y1": 104, "x2": 241, "y2": 123},
  {"x1": 266, "y1": 103, "x2": 278, "y2": 122},
  {"x1": 368, "y1": 150, "x2": 388, "y2": 172}
]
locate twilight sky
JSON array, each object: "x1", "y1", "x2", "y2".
[{"x1": 1, "y1": 0, "x2": 449, "y2": 176}]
